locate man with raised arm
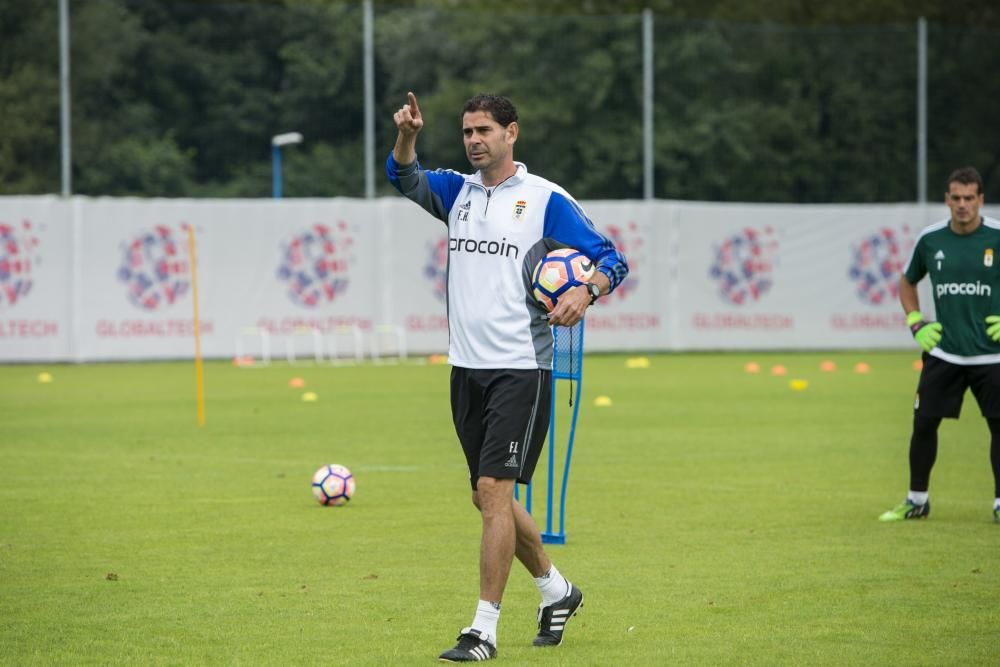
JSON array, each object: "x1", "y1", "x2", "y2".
[{"x1": 387, "y1": 92, "x2": 628, "y2": 661}]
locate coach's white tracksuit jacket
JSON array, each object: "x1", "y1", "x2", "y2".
[{"x1": 387, "y1": 154, "x2": 628, "y2": 370}]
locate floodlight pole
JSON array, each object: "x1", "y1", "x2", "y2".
[
  {"x1": 916, "y1": 17, "x2": 928, "y2": 203},
  {"x1": 271, "y1": 132, "x2": 304, "y2": 198},
  {"x1": 642, "y1": 8, "x2": 654, "y2": 200},
  {"x1": 59, "y1": 0, "x2": 71, "y2": 196},
  {"x1": 363, "y1": 0, "x2": 376, "y2": 199}
]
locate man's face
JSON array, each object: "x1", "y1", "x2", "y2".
[
  {"x1": 946, "y1": 181, "x2": 984, "y2": 227},
  {"x1": 462, "y1": 111, "x2": 514, "y2": 171}
]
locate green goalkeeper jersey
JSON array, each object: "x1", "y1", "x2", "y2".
[{"x1": 904, "y1": 216, "x2": 1000, "y2": 364}]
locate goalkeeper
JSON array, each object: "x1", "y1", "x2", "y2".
[{"x1": 880, "y1": 166, "x2": 1000, "y2": 524}]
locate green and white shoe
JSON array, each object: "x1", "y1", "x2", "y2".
[
  {"x1": 878, "y1": 499, "x2": 930, "y2": 522},
  {"x1": 993, "y1": 506, "x2": 1000, "y2": 524}
]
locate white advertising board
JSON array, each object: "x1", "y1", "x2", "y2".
[{"x1": 0, "y1": 196, "x2": 974, "y2": 361}]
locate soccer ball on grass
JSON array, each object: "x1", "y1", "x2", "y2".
[
  {"x1": 311, "y1": 464, "x2": 356, "y2": 506},
  {"x1": 531, "y1": 248, "x2": 595, "y2": 311}
]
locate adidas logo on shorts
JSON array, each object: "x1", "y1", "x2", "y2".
[{"x1": 504, "y1": 454, "x2": 518, "y2": 468}]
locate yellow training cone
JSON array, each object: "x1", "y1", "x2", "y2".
[
  {"x1": 594, "y1": 396, "x2": 613, "y2": 407},
  {"x1": 625, "y1": 357, "x2": 650, "y2": 369},
  {"x1": 789, "y1": 379, "x2": 809, "y2": 391},
  {"x1": 301, "y1": 392, "x2": 318, "y2": 402},
  {"x1": 37, "y1": 372, "x2": 53, "y2": 383}
]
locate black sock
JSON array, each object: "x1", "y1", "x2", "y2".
[
  {"x1": 987, "y1": 418, "x2": 1000, "y2": 498},
  {"x1": 909, "y1": 414, "x2": 941, "y2": 493}
]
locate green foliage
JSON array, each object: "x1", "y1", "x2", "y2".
[
  {"x1": 2, "y1": 353, "x2": 1000, "y2": 664},
  {"x1": 925, "y1": 23, "x2": 1000, "y2": 196},
  {"x1": 0, "y1": 2, "x2": 60, "y2": 194},
  {"x1": 654, "y1": 22, "x2": 918, "y2": 201},
  {"x1": 2, "y1": 1, "x2": 1000, "y2": 200},
  {"x1": 376, "y1": 10, "x2": 646, "y2": 198},
  {"x1": 76, "y1": 134, "x2": 196, "y2": 197}
]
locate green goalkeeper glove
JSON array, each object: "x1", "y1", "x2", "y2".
[
  {"x1": 907, "y1": 311, "x2": 942, "y2": 352},
  {"x1": 986, "y1": 315, "x2": 1000, "y2": 342}
]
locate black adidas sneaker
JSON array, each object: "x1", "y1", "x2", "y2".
[
  {"x1": 439, "y1": 628, "x2": 497, "y2": 662},
  {"x1": 533, "y1": 584, "x2": 584, "y2": 647}
]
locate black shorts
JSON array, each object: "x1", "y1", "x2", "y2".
[
  {"x1": 450, "y1": 367, "x2": 552, "y2": 490},
  {"x1": 915, "y1": 353, "x2": 1000, "y2": 418}
]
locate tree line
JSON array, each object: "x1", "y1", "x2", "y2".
[{"x1": 2, "y1": 0, "x2": 998, "y2": 202}]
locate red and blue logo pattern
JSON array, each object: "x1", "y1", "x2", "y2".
[
  {"x1": 278, "y1": 222, "x2": 354, "y2": 308},
  {"x1": 0, "y1": 219, "x2": 40, "y2": 309},
  {"x1": 424, "y1": 237, "x2": 448, "y2": 303},
  {"x1": 117, "y1": 225, "x2": 189, "y2": 311},
  {"x1": 848, "y1": 227, "x2": 913, "y2": 305},
  {"x1": 601, "y1": 221, "x2": 641, "y2": 302},
  {"x1": 709, "y1": 227, "x2": 778, "y2": 305}
]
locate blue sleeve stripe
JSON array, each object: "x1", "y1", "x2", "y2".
[
  {"x1": 386, "y1": 152, "x2": 466, "y2": 221},
  {"x1": 542, "y1": 192, "x2": 630, "y2": 291},
  {"x1": 425, "y1": 169, "x2": 466, "y2": 213},
  {"x1": 385, "y1": 152, "x2": 413, "y2": 195}
]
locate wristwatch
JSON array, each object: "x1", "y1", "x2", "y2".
[{"x1": 584, "y1": 282, "x2": 601, "y2": 305}]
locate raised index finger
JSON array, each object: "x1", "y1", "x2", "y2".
[{"x1": 407, "y1": 91, "x2": 421, "y2": 117}]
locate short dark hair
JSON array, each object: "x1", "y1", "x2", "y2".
[
  {"x1": 462, "y1": 94, "x2": 518, "y2": 127},
  {"x1": 946, "y1": 167, "x2": 983, "y2": 195}
]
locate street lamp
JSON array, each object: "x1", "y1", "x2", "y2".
[{"x1": 271, "y1": 132, "x2": 303, "y2": 198}]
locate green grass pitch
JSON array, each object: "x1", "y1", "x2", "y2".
[{"x1": 2, "y1": 352, "x2": 998, "y2": 665}]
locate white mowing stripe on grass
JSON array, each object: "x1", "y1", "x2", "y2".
[{"x1": 189, "y1": 496, "x2": 277, "y2": 504}]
